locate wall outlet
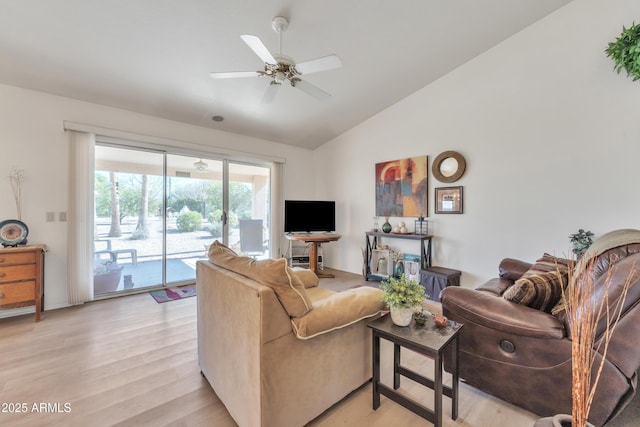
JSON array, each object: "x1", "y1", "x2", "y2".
[
  {"x1": 46, "y1": 212, "x2": 55, "y2": 222},
  {"x1": 59, "y1": 212, "x2": 67, "y2": 222}
]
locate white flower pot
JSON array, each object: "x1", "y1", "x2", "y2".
[
  {"x1": 390, "y1": 307, "x2": 414, "y2": 327},
  {"x1": 533, "y1": 414, "x2": 595, "y2": 427}
]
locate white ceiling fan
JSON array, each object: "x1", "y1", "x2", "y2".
[{"x1": 210, "y1": 16, "x2": 342, "y2": 103}]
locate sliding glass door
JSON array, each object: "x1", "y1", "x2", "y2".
[
  {"x1": 94, "y1": 145, "x2": 164, "y2": 293},
  {"x1": 93, "y1": 144, "x2": 271, "y2": 296},
  {"x1": 165, "y1": 154, "x2": 223, "y2": 285}
]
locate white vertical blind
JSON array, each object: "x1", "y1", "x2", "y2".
[
  {"x1": 67, "y1": 130, "x2": 95, "y2": 304},
  {"x1": 271, "y1": 162, "x2": 283, "y2": 258}
]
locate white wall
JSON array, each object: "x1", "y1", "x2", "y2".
[
  {"x1": 315, "y1": 0, "x2": 640, "y2": 288},
  {"x1": 0, "y1": 84, "x2": 314, "y2": 313}
]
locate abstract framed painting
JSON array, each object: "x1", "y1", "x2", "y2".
[{"x1": 375, "y1": 156, "x2": 428, "y2": 218}]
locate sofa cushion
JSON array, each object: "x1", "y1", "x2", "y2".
[
  {"x1": 503, "y1": 271, "x2": 567, "y2": 312},
  {"x1": 502, "y1": 254, "x2": 570, "y2": 312},
  {"x1": 289, "y1": 267, "x2": 320, "y2": 288},
  {"x1": 208, "y1": 240, "x2": 312, "y2": 318},
  {"x1": 305, "y1": 286, "x2": 335, "y2": 302},
  {"x1": 291, "y1": 287, "x2": 384, "y2": 339},
  {"x1": 476, "y1": 278, "x2": 514, "y2": 296}
]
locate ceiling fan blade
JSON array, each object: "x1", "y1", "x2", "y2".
[
  {"x1": 261, "y1": 81, "x2": 281, "y2": 104},
  {"x1": 210, "y1": 71, "x2": 261, "y2": 79},
  {"x1": 240, "y1": 34, "x2": 276, "y2": 64},
  {"x1": 295, "y1": 55, "x2": 342, "y2": 75},
  {"x1": 291, "y1": 79, "x2": 331, "y2": 101}
]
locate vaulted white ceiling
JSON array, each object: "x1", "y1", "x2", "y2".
[{"x1": 0, "y1": 0, "x2": 572, "y2": 149}]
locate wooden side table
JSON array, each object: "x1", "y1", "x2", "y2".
[
  {"x1": 285, "y1": 233, "x2": 341, "y2": 278},
  {"x1": 368, "y1": 313, "x2": 463, "y2": 427},
  {"x1": 0, "y1": 245, "x2": 46, "y2": 322}
]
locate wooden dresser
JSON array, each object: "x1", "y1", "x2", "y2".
[{"x1": 0, "y1": 245, "x2": 46, "y2": 322}]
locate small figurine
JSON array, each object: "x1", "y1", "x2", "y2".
[{"x1": 433, "y1": 313, "x2": 448, "y2": 327}]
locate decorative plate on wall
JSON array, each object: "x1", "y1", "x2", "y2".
[{"x1": 0, "y1": 219, "x2": 29, "y2": 247}]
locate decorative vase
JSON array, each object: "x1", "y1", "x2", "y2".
[
  {"x1": 390, "y1": 306, "x2": 414, "y2": 327},
  {"x1": 381, "y1": 218, "x2": 392, "y2": 233},
  {"x1": 413, "y1": 310, "x2": 428, "y2": 326},
  {"x1": 394, "y1": 260, "x2": 404, "y2": 278},
  {"x1": 377, "y1": 257, "x2": 388, "y2": 275}
]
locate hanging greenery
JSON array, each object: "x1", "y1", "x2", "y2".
[{"x1": 605, "y1": 22, "x2": 640, "y2": 81}]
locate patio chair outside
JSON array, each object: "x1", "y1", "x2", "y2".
[
  {"x1": 94, "y1": 239, "x2": 138, "y2": 266},
  {"x1": 239, "y1": 219, "x2": 265, "y2": 258}
]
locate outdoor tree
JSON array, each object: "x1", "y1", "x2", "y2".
[
  {"x1": 95, "y1": 174, "x2": 111, "y2": 217},
  {"x1": 108, "y1": 172, "x2": 122, "y2": 237},
  {"x1": 117, "y1": 174, "x2": 162, "y2": 221},
  {"x1": 133, "y1": 174, "x2": 149, "y2": 240}
]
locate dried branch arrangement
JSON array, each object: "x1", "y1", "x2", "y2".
[
  {"x1": 562, "y1": 256, "x2": 636, "y2": 427},
  {"x1": 8, "y1": 168, "x2": 25, "y2": 220}
]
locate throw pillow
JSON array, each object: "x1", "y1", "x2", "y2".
[
  {"x1": 503, "y1": 254, "x2": 571, "y2": 313},
  {"x1": 208, "y1": 240, "x2": 312, "y2": 318},
  {"x1": 516, "y1": 253, "x2": 571, "y2": 276},
  {"x1": 288, "y1": 267, "x2": 320, "y2": 288},
  {"x1": 503, "y1": 270, "x2": 567, "y2": 313},
  {"x1": 207, "y1": 240, "x2": 238, "y2": 257}
]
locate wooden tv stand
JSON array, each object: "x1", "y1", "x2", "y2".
[{"x1": 285, "y1": 233, "x2": 341, "y2": 278}]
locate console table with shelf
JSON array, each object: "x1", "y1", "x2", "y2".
[{"x1": 365, "y1": 232, "x2": 432, "y2": 282}]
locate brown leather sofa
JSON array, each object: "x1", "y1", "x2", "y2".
[{"x1": 441, "y1": 239, "x2": 640, "y2": 426}]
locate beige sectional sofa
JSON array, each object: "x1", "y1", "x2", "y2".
[{"x1": 197, "y1": 241, "x2": 384, "y2": 427}]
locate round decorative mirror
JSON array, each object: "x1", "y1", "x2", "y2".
[{"x1": 432, "y1": 151, "x2": 466, "y2": 183}]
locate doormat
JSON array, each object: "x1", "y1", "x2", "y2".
[{"x1": 149, "y1": 284, "x2": 196, "y2": 303}]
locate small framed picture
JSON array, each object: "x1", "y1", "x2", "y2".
[
  {"x1": 403, "y1": 253, "x2": 421, "y2": 281},
  {"x1": 435, "y1": 186, "x2": 463, "y2": 214}
]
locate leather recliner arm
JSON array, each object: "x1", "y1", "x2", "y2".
[
  {"x1": 441, "y1": 287, "x2": 565, "y2": 339},
  {"x1": 498, "y1": 258, "x2": 533, "y2": 280}
]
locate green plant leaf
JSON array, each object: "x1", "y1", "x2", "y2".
[{"x1": 606, "y1": 22, "x2": 640, "y2": 81}]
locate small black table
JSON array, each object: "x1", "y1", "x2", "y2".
[{"x1": 368, "y1": 313, "x2": 463, "y2": 427}]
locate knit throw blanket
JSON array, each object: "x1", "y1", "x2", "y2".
[
  {"x1": 551, "y1": 229, "x2": 640, "y2": 316},
  {"x1": 576, "y1": 228, "x2": 640, "y2": 272}
]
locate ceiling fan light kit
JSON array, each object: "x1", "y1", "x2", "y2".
[
  {"x1": 210, "y1": 16, "x2": 342, "y2": 103},
  {"x1": 193, "y1": 159, "x2": 209, "y2": 172}
]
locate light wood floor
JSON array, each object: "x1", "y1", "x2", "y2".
[{"x1": 0, "y1": 269, "x2": 634, "y2": 426}]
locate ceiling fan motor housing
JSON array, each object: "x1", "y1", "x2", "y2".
[{"x1": 272, "y1": 16, "x2": 289, "y2": 33}]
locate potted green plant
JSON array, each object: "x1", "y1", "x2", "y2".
[
  {"x1": 568, "y1": 229, "x2": 595, "y2": 257},
  {"x1": 605, "y1": 22, "x2": 640, "y2": 81},
  {"x1": 380, "y1": 274, "x2": 427, "y2": 326},
  {"x1": 93, "y1": 260, "x2": 123, "y2": 293}
]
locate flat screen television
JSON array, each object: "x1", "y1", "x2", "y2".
[{"x1": 284, "y1": 200, "x2": 336, "y2": 233}]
